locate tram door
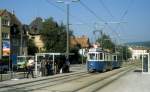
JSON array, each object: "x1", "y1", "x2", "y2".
[{"x1": 142, "y1": 53, "x2": 149, "y2": 73}]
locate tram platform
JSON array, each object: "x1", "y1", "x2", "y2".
[
  {"x1": 98, "y1": 68, "x2": 150, "y2": 92},
  {"x1": 0, "y1": 64, "x2": 86, "y2": 87}
]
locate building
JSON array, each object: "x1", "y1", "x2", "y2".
[
  {"x1": 28, "y1": 34, "x2": 45, "y2": 52},
  {"x1": 70, "y1": 35, "x2": 90, "y2": 56},
  {"x1": 129, "y1": 47, "x2": 149, "y2": 60},
  {"x1": 70, "y1": 35, "x2": 90, "y2": 48},
  {"x1": 0, "y1": 9, "x2": 27, "y2": 59},
  {"x1": 28, "y1": 17, "x2": 45, "y2": 52}
]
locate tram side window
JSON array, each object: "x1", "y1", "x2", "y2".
[
  {"x1": 99, "y1": 53, "x2": 103, "y2": 60},
  {"x1": 105, "y1": 54, "x2": 109, "y2": 61},
  {"x1": 108, "y1": 54, "x2": 112, "y2": 61}
]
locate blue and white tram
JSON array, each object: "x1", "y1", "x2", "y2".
[
  {"x1": 87, "y1": 48, "x2": 113, "y2": 72},
  {"x1": 112, "y1": 54, "x2": 122, "y2": 68}
]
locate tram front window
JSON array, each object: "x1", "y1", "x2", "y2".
[{"x1": 89, "y1": 53, "x2": 96, "y2": 60}]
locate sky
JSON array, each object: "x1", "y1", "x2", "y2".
[{"x1": 0, "y1": 0, "x2": 150, "y2": 44}]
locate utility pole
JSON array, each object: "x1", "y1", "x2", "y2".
[
  {"x1": 66, "y1": 3, "x2": 69, "y2": 60},
  {"x1": 0, "y1": 17, "x2": 2, "y2": 81},
  {"x1": 93, "y1": 29, "x2": 103, "y2": 49},
  {"x1": 57, "y1": 0, "x2": 79, "y2": 60},
  {"x1": 20, "y1": 28, "x2": 23, "y2": 56},
  {"x1": 0, "y1": 17, "x2": 2, "y2": 60}
]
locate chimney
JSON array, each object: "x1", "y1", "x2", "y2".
[{"x1": 12, "y1": 9, "x2": 15, "y2": 15}]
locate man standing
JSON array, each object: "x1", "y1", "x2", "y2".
[
  {"x1": 41, "y1": 58, "x2": 46, "y2": 76},
  {"x1": 27, "y1": 57, "x2": 34, "y2": 78},
  {"x1": 65, "y1": 58, "x2": 70, "y2": 73}
]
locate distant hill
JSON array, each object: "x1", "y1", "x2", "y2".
[{"x1": 126, "y1": 41, "x2": 150, "y2": 47}]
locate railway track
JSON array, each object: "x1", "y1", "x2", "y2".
[
  {"x1": 76, "y1": 66, "x2": 135, "y2": 92},
  {"x1": 0, "y1": 71, "x2": 92, "y2": 92},
  {"x1": 0, "y1": 64, "x2": 137, "y2": 92},
  {"x1": 41, "y1": 65, "x2": 135, "y2": 92}
]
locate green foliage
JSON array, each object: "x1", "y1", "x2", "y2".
[
  {"x1": 27, "y1": 39, "x2": 38, "y2": 55},
  {"x1": 40, "y1": 17, "x2": 73, "y2": 53},
  {"x1": 96, "y1": 33, "x2": 115, "y2": 52},
  {"x1": 1, "y1": 56, "x2": 9, "y2": 63},
  {"x1": 122, "y1": 46, "x2": 132, "y2": 60},
  {"x1": 116, "y1": 45, "x2": 132, "y2": 61},
  {"x1": 69, "y1": 44, "x2": 81, "y2": 64}
]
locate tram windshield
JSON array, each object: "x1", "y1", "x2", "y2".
[
  {"x1": 88, "y1": 53, "x2": 103, "y2": 61},
  {"x1": 89, "y1": 53, "x2": 96, "y2": 60}
]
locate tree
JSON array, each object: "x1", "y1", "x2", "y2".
[
  {"x1": 27, "y1": 39, "x2": 38, "y2": 55},
  {"x1": 29, "y1": 17, "x2": 43, "y2": 35},
  {"x1": 96, "y1": 33, "x2": 115, "y2": 52},
  {"x1": 122, "y1": 46, "x2": 132, "y2": 60},
  {"x1": 70, "y1": 44, "x2": 82, "y2": 64},
  {"x1": 40, "y1": 17, "x2": 73, "y2": 53}
]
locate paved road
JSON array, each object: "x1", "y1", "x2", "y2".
[
  {"x1": 97, "y1": 68, "x2": 150, "y2": 92},
  {"x1": 0, "y1": 65, "x2": 134, "y2": 92},
  {"x1": 1, "y1": 64, "x2": 149, "y2": 92}
]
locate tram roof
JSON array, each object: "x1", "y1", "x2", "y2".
[
  {"x1": 88, "y1": 48, "x2": 113, "y2": 54},
  {"x1": 35, "y1": 53, "x2": 74, "y2": 56},
  {"x1": 89, "y1": 48, "x2": 103, "y2": 52},
  {"x1": 17, "y1": 55, "x2": 34, "y2": 57}
]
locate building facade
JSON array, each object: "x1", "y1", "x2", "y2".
[
  {"x1": 0, "y1": 9, "x2": 27, "y2": 59},
  {"x1": 70, "y1": 35, "x2": 90, "y2": 56},
  {"x1": 28, "y1": 17, "x2": 45, "y2": 52},
  {"x1": 129, "y1": 47, "x2": 148, "y2": 60}
]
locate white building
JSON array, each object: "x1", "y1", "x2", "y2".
[{"x1": 129, "y1": 47, "x2": 148, "y2": 60}]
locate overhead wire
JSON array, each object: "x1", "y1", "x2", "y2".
[
  {"x1": 97, "y1": 0, "x2": 118, "y2": 40},
  {"x1": 79, "y1": 0, "x2": 105, "y2": 22},
  {"x1": 80, "y1": 0, "x2": 121, "y2": 40},
  {"x1": 97, "y1": 0, "x2": 114, "y2": 18},
  {"x1": 97, "y1": 0, "x2": 134, "y2": 44},
  {"x1": 45, "y1": 0, "x2": 90, "y2": 25},
  {"x1": 114, "y1": 0, "x2": 135, "y2": 43},
  {"x1": 46, "y1": 0, "x2": 134, "y2": 44}
]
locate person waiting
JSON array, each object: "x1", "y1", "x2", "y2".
[{"x1": 27, "y1": 58, "x2": 34, "y2": 78}]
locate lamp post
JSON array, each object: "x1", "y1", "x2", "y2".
[{"x1": 57, "y1": 0, "x2": 79, "y2": 60}]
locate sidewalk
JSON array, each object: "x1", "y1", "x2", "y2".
[
  {"x1": 0, "y1": 64, "x2": 86, "y2": 88},
  {"x1": 98, "y1": 68, "x2": 150, "y2": 92},
  {"x1": 0, "y1": 72, "x2": 26, "y2": 81}
]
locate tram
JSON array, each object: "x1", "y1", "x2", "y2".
[{"x1": 87, "y1": 48, "x2": 121, "y2": 72}]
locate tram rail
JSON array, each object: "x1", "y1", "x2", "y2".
[
  {"x1": 75, "y1": 66, "x2": 135, "y2": 92},
  {"x1": 0, "y1": 71, "x2": 92, "y2": 92},
  {"x1": 46, "y1": 65, "x2": 136, "y2": 92},
  {"x1": 0, "y1": 64, "x2": 137, "y2": 92}
]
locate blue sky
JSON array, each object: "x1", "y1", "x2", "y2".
[{"x1": 0, "y1": 0, "x2": 150, "y2": 43}]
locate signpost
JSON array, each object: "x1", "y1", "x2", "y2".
[{"x1": 142, "y1": 53, "x2": 150, "y2": 74}]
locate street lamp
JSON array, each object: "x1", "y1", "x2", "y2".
[{"x1": 57, "y1": 0, "x2": 79, "y2": 60}]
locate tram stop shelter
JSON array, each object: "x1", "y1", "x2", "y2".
[
  {"x1": 34, "y1": 53, "x2": 74, "y2": 77},
  {"x1": 142, "y1": 53, "x2": 150, "y2": 74}
]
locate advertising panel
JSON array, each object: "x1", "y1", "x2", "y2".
[{"x1": 2, "y1": 40, "x2": 10, "y2": 56}]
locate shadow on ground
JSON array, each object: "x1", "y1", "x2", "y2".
[{"x1": 134, "y1": 70, "x2": 142, "y2": 73}]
